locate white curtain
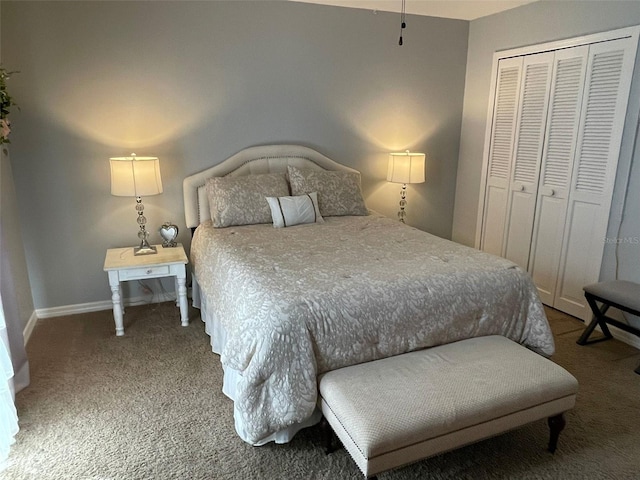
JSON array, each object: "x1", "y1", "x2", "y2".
[
  {"x1": 0, "y1": 148, "x2": 31, "y2": 468},
  {"x1": 0, "y1": 295, "x2": 18, "y2": 469}
]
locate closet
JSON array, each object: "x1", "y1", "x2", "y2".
[{"x1": 477, "y1": 27, "x2": 639, "y2": 321}]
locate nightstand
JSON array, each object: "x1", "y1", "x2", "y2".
[{"x1": 103, "y1": 244, "x2": 189, "y2": 336}]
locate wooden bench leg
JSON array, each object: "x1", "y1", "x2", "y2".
[
  {"x1": 321, "y1": 416, "x2": 339, "y2": 454},
  {"x1": 322, "y1": 416, "x2": 375, "y2": 479},
  {"x1": 547, "y1": 413, "x2": 566, "y2": 453}
]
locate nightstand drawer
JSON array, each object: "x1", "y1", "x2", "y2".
[{"x1": 120, "y1": 265, "x2": 170, "y2": 280}]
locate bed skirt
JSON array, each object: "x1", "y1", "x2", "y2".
[{"x1": 195, "y1": 276, "x2": 322, "y2": 445}]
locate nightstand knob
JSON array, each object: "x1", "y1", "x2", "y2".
[{"x1": 146, "y1": 269, "x2": 152, "y2": 274}]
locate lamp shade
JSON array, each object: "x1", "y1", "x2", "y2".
[
  {"x1": 110, "y1": 154, "x2": 163, "y2": 197},
  {"x1": 387, "y1": 151, "x2": 426, "y2": 184}
]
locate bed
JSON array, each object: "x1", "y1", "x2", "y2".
[{"x1": 183, "y1": 144, "x2": 555, "y2": 446}]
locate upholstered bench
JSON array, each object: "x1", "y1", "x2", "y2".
[
  {"x1": 578, "y1": 280, "x2": 640, "y2": 374},
  {"x1": 318, "y1": 335, "x2": 578, "y2": 479}
]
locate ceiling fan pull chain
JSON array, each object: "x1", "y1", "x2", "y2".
[{"x1": 399, "y1": 0, "x2": 406, "y2": 45}]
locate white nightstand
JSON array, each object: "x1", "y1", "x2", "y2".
[{"x1": 103, "y1": 244, "x2": 189, "y2": 336}]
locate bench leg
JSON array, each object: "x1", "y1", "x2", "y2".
[
  {"x1": 635, "y1": 363, "x2": 640, "y2": 376},
  {"x1": 321, "y1": 416, "x2": 338, "y2": 454},
  {"x1": 547, "y1": 413, "x2": 566, "y2": 453},
  {"x1": 577, "y1": 297, "x2": 613, "y2": 345}
]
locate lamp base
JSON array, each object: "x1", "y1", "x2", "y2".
[
  {"x1": 133, "y1": 196, "x2": 157, "y2": 255},
  {"x1": 397, "y1": 183, "x2": 408, "y2": 223},
  {"x1": 134, "y1": 245, "x2": 158, "y2": 256}
]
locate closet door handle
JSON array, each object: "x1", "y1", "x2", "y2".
[
  {"x1": 519, "y1": 185, "x2": 525, "y2": 192},
  {"x1": 550, "y1": 189, "x2": 555, "y2": 197}
]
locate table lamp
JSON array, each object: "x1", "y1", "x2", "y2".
[
  {"x1": 387, "y1": 150, "x2": 425, "y2": 223},
  {"x1": 110, "y1": 153, "x2": 163, "y2": 255}
]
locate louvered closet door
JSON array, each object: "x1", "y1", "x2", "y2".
[
  {"x1": 554, "y1": 37, "x2": 638, "y2": 319},
  {"x1": 528, "y1": 46, "x2": 589, "y2": 305},
  {"x1": 480, "y1": 57, "x2": 523, "y2": 256},
  {"x1": 502, "y1": 52, "x2": 554, "y2": 269}
]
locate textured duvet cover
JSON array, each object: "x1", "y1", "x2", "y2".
[{"x1": 191, "y1": 212, "x2": 554, "y2": 444}]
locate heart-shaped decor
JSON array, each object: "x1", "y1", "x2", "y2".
[{"x1": 160, "y1": 222, "x2": 178, "y2": 248}]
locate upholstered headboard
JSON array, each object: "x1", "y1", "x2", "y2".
[{"x1": 183, "y1": 144, "x2": 361, "y2": 228}]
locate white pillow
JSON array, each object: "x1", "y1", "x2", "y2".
[{"x1": 266, "y1": 192, "x2": 324, "y2": 228}]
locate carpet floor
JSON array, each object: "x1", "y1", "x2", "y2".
[{"x1": 3, "y1": 303, "x2": 640, "y2": 479}]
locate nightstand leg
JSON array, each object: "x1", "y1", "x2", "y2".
[
  {"x1": 110, "y1": 283, "x2": 125, "y2": 336},
  {"x1": 119, "y1": 283, "x2": 125, "y2": 315},
  {"x1": 177, "y1": 276, "x2": 189, "y2": 326}
]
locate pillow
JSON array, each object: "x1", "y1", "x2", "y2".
[
  {"x1": 266, "y1": 192, "x2": 324, "y2": 228},
  {"x1": 205, "y1": 173, "x2": 289, "y2": 227},
  {"x1": 287, "y1": 166, "x2": 368, "y2": 217}
]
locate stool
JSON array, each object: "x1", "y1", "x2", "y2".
[
  {"x1": 578, "y1": 280, "x2": 640, "y2": 374},
  {"x1": 318, "y1": 336, "x2": 579, "y2": 479}
]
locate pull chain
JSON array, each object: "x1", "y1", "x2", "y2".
[{"x1": 399, "y1": 0, "x2": 406, "y2": 45}]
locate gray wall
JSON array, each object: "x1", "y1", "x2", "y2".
[
  {"x1": 1, "y1": 1, "x2": 468, "y2": 309},
  {"x1": 453, "y1": 0, "x2": 640, "y2": 283}
]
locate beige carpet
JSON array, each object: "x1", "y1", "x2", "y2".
[{"x1": 3, "y1": 303, "x2": 640, "y2": 479}]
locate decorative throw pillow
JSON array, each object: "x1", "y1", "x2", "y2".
[
  {"x1": 287, "y1": 166, "x2": 368, "y2": 217},
  {"x1": 206, "y1": 173, "x2": 289, "y2": 227},
  {"x1": 266, "y1": 192, "x2": 324, "y2": 228}
]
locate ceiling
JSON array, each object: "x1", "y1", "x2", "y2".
[{"x1": 289, "y1": 0, "x2": 538, "y2": 21}]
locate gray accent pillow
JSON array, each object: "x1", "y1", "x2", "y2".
[
  {"x1": 287, "y1": 166, "x2": 368, "y2": 217},
  {"x1": 206, "y1": 173, "x2": 289, "y2": 227}
]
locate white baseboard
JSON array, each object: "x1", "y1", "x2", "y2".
[
  {"x1": 35, "y1": 294, "x2": 177, "y2": 320},
  {"x1": 23, "y1": 310, "x2": 38, "y2": 345},
  {"x1": 36, "y1": 300, "x2": 112, "y2": 319}
]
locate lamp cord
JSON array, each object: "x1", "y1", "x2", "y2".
[
  {"x1": 614, "y1": 105, "x2": 640, "y2": 280},
  {"x1": 399, "y1": 0, "x2": 406, "y2": 46},
  {"x1": 613, "y1": 105, "x2": 640, "y2": 326}
]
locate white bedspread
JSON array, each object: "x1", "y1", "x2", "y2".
[{"x1": 191, "y1": 213, "x2": 554, "y2": 444}]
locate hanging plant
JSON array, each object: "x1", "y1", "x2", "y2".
[{"x1": 0, "y1": 66, "x2": 18, "y2": 145}]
